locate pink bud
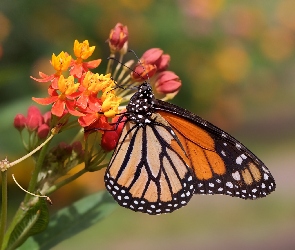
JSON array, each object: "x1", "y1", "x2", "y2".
[
  {"x1": 27, "y1": 106, "x2": 42, "y2": 119},
  {"x1": 14, "y1": 114, "x2": 27, "y2": 131},
  {"x1": 26, "y1": 106, "x2": 43, "y2": 131},
  {"x1": 37, "y1": 124, "x2": 50, "y2": 139},
  {"x1": 157, "y1": 54, "x2": 170, "y2": 71},
  {"x1": 26, "y1": 114, "x2": 41, "y2": 131},
  {"x1": 141, "y1": 48, "x2": 163, "y2": 65},
  {"x1": 108, "y1": 23, "x2": 128, "y2": 53},
  {"x1": 43, "y1": 111, "x2": 52, "y2": 125},
  {"x1": 155, "y1": 71, "x2": 182, "y2": 94}
]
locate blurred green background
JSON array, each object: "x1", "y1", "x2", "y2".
[{"x1": 1, "y1": 0, "x2": 295, "y2": 249}]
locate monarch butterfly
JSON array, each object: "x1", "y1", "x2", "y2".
[{"x1": 104, "y1": 81, "x2": 276, "y2": 215}]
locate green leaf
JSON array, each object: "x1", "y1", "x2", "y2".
[
  {"x1": 20, "y1": 190, "x2": 117, "y2": 250},
  {"x1": 6, "y1": 198, "x2": 49, "y2": 250}
]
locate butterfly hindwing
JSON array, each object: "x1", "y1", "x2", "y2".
[
  {"x1": 105, "y1": 113, "x2": 195, "y2": 215},
  {"x1": 155, "y1": 100, "x2": 276, "y2": 200}
]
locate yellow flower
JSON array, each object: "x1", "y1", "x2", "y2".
[
  {"x1": 74, "y1": 40, "x2": 95, "y2": 60},
  {"x1": 82, "y1": 72, "x2": 115, "y2": 93},
  {"x1": 58, "y1": 75, "x2": 79, "y2": 95},
  {"x1": 101, "y1": 92, "x2": 122, "y2": 118},
  {"x1": 51, "y1": 51, "x2": 72, "y2": 72}
]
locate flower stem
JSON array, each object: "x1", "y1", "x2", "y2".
[
  {"x1": 112, "y1": 53, "x2": 124, "y2": 79},
  {"x1": 46, "y1": 168, "x2": 88, "y2": 195},
  {"x1": 0, "y1": 171, "x2": 8, "y2": 249},
  {"x1": 106, "y1": 53, "x2": 115, "y2": 74},
  {"x1": 24, "y1": 135, "x2": 53, "y2": 203}
]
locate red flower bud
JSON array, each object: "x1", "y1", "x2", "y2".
[
  {"x1": 27, "y1": 106, "x2": 42, "y2": 119},
  {"x1": 37, "y1": 123, "x2": 50, "y2": 139},
  {"x1": 101, "y1": 131, "x2": 119, "y2": 151},
  {"x1": 14, "y1": 114, "x2": 26, "y2": 131},
  {"x1": 26, "y1": 114, "x2": 41, "y2": 131},
  {"x1": 155, "y1": 71, "x2": 182, "y2": 94},
  {"x1": 100, "y1": 113, "x2": 127, "y2": 152},
  {"x1": 141, "y1": 48, "x2": 163, "y2": 65},
  {"x1": 108, "y1": 23, "x2": 128, "y2": 53},
  {"x1": 43, "y1": 111, "x2": 52, "y2": 125},
  {"x1": 26, "y1": 106, "x2": 43, "y2": 131},
  {"x1": 131, "y1": 63, "x2": 157, "y2": 81},
  {"x1": 157, "y1": 54, "x2": 170, "y2": 71}
]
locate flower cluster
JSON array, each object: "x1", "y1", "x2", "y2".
[
  {"x1": 131, "y1": 48, "x2": 181, "y2": 98},
  {"x1": 31, "y1": 40, "x2": 120, "y2": 129},
  {"x1": 27, "y1": 23, "x2": 182, "y2": 151}
]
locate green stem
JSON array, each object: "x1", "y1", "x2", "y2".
[
  {"x1": 106, "y1": 53, "x2": 115, "y2": 74},
  {"x1": 46, "y1": 168, "x2": 88, "y2": 195},
  {"x1": 112, "y1": 53, "x2": 124, "y2": 79},
  {"x1": 60, "y1": 120, "x2": 80, "y2": 132},
  {"x1": 24, "y1": 135, "x2": 52, "y2": 203},
  {"x1": 0, "y1": 171, "x2": 8, "y2": 250}
]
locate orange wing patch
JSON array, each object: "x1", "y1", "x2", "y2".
[
  {"x1": 157, "y1": 111, "x2": 215, "y2": 150},
  {"x1": 158, "y1": 110, "x2": 226, "y2": 181}
]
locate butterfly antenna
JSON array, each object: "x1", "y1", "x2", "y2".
[
  {"x1": 128, "y1": 49, "x2": 150, "y2": 83},
  {"x1": 107, "y1": 55, "x2": 149, "y2": 89}
]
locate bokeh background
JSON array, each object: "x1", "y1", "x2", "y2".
[{"x1": 1, "y1": 0, "x2": 295, "y2": 249}]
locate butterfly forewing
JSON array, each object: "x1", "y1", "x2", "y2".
[
  {"x1": 105, "y1": 114, "x2": 195, "y2": 215},
  {"x1": 155, "y1": 101, "x2": 276, "y2": 200}
]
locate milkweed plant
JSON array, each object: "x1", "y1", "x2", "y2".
[{"x1": 0, "y1": 23, "x2": 182, "y2": 249}]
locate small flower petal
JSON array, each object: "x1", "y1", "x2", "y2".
[
  {"x1": 32, "y1": 96, "x2": 58, "y2": 105},
  {"x1": 51, "y1": 99, "x2": 66, "y2": 117},
  {"x1": 65, "y1": 100, "x2": 85, "y2": 117},
  {"x1": 78, "y1": 113, "x2": 100, "y2": 127}
]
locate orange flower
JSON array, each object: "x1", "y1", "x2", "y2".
[
  {"x1": 78, "y1": 86, "x2": 122, "y2": 127},
  {"x1": 33, "y1": 75, "x2": 83, "y2": 117}
]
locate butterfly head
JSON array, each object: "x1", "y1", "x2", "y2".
[{"x1": 126, "y1": 82, "x2": 156, "y2": 125}]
